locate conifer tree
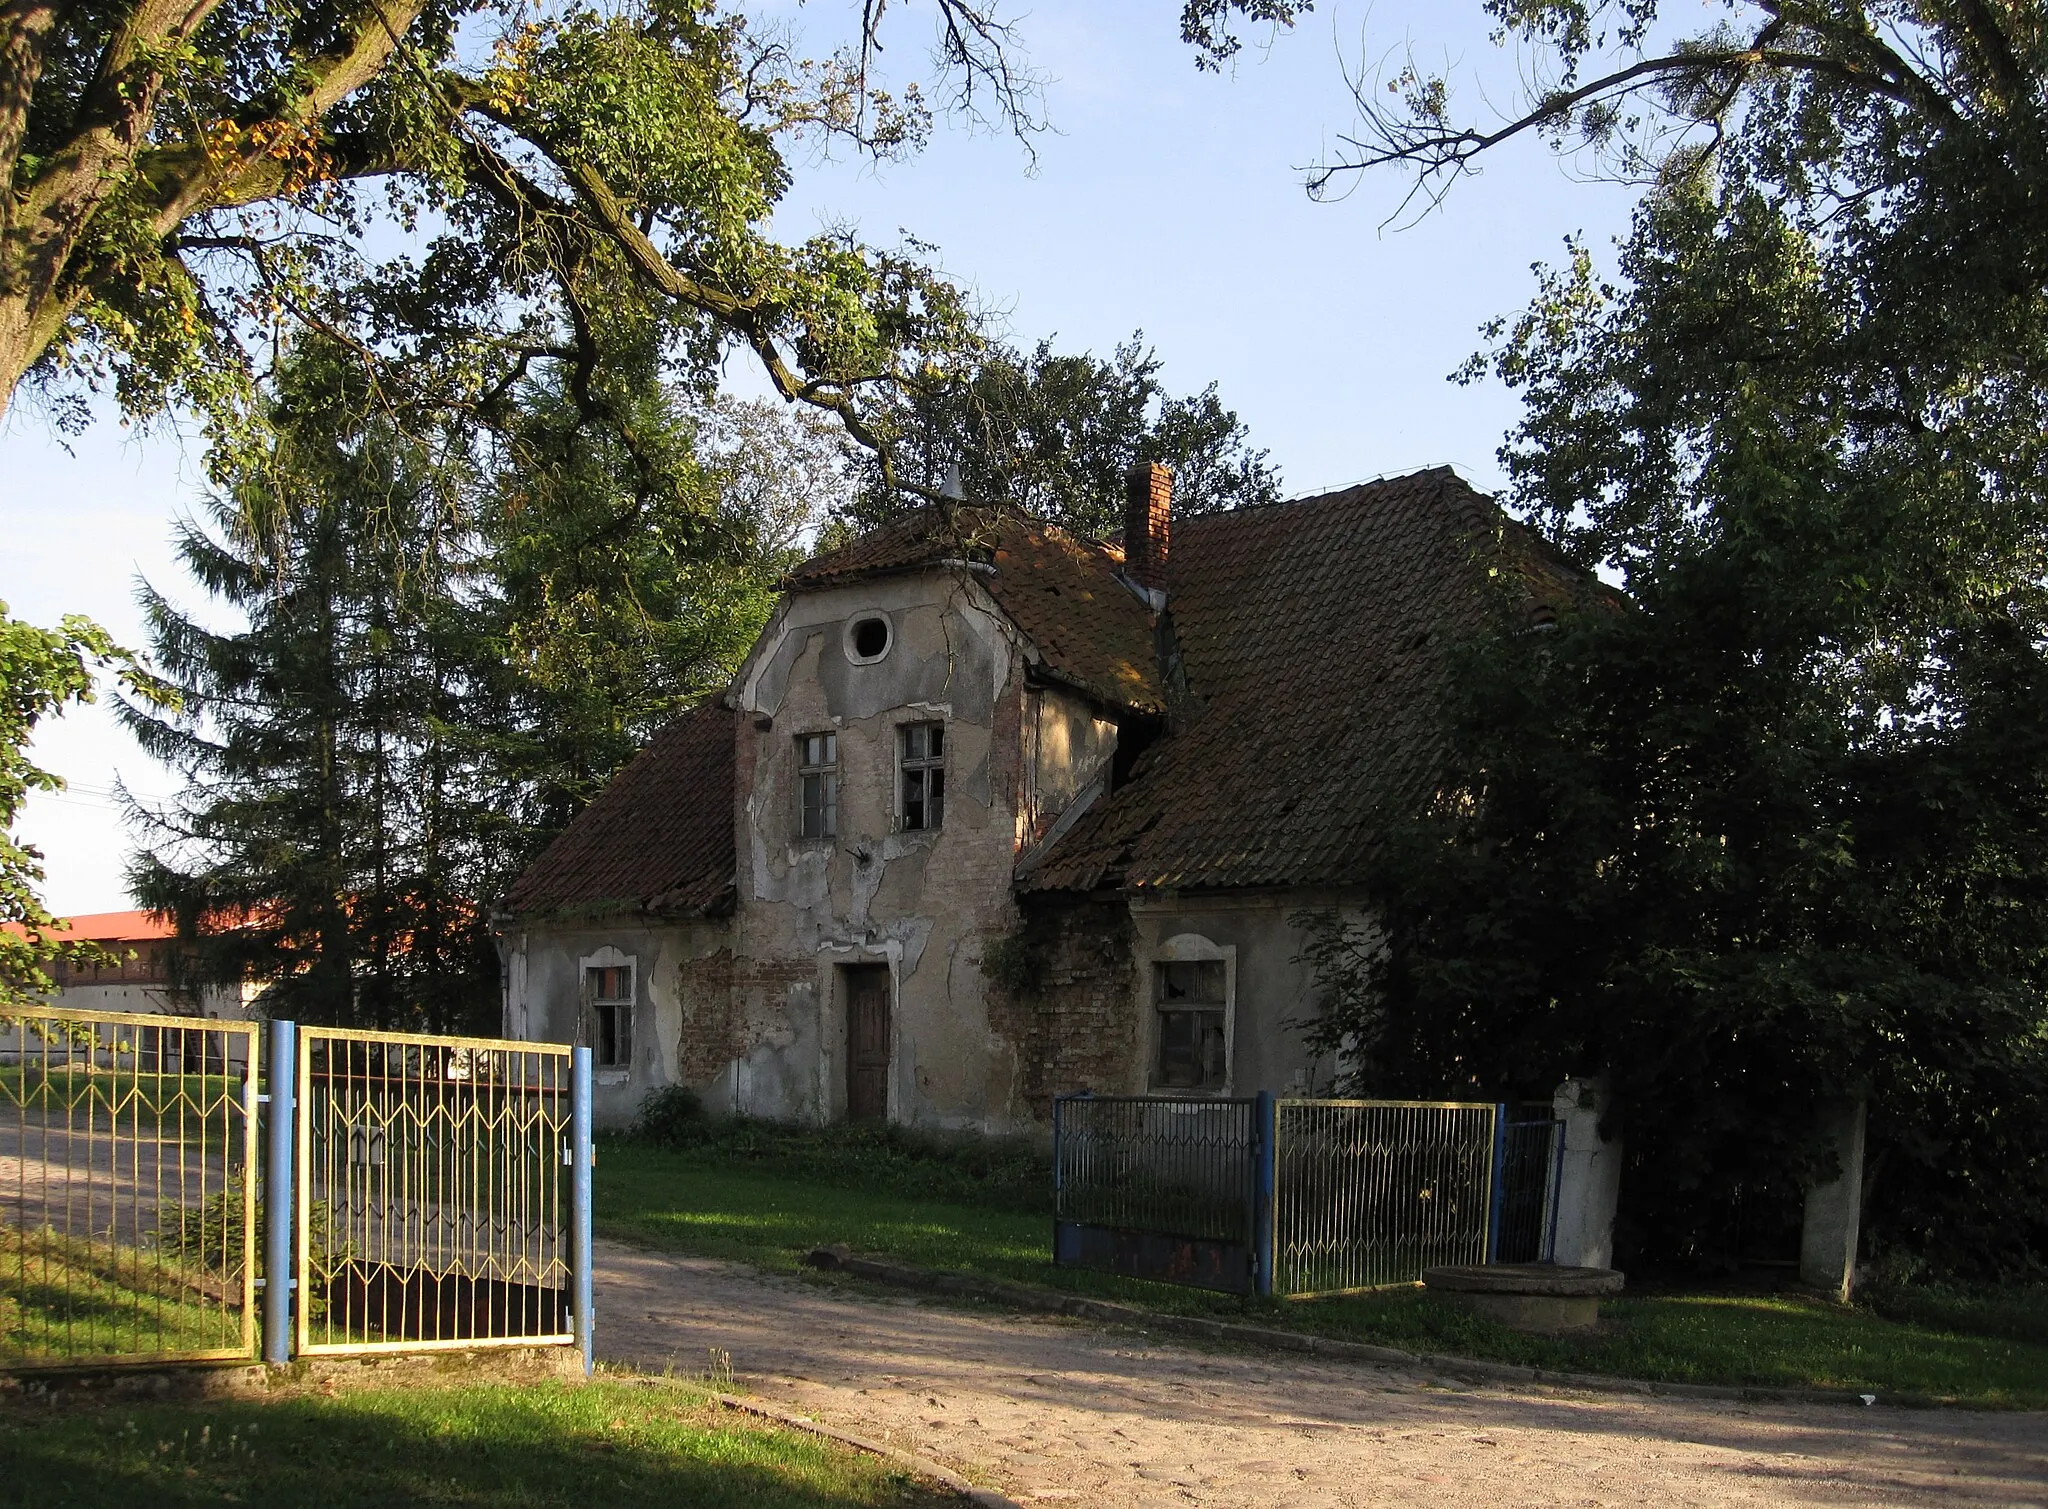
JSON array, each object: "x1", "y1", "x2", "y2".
[{"x1": 124, "y1": 344, "x2": 495, "y2": 1030}]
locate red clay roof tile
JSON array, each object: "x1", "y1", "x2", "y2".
[
  {"x1": 1022, "y1": 468, "x2": 1599, "y2": 893},
  {"x1": 501, "y1": 702, "x2": 737, "y2": 919}
]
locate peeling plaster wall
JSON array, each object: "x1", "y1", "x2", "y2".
[
  {"x1": 498, "y1": 918, "x2": 733, "y2": 1127},
  {"x1": 726, "y1": 569, "x2": 1034, "y2": 1132}
]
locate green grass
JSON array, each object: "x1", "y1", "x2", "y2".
[
  {"x1": 0, "y1": 1379, "x2": 950, "y2": 1508},
  {"x1": 0, "y1": 1067, "x2": 247, "y2": 1139},
  {"x1": 596, "y1": 1136, "x2": 2048, "y2": 1410},
  {"x1": 1, "y1": 1225, "x2": 246, "y2": 1363}
]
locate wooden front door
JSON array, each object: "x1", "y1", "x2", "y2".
[{"x1": 844, "y1": 964, "x2": 892, "y2": 1121}]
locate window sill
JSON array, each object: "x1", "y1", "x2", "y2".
[{"x1": 594, "y1": 1068, "x2": 630, "y2": 1086}]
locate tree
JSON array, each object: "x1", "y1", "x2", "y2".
[
  {"x1": 1, "y1": 0, "x2": 1302, "y2": 467},
  {"x1": 123, "y1": 342, "x2": 500, "y2": 1029},
  {"x1": 0, "y1": 607, "x2": 166, "y2": 1005},
  {"x1": 123, "y1": 335, "x2": 821, "y2": 1025},
  {"x1": 465, "y1": 382, "x2": 807, "y2": 847},
  {"x1": 844, "y1": 333, "x2": 1281, "y2": 538},
  {"x1": 1298, "y1": 3, "x2": 2048, "y2": 1275}
]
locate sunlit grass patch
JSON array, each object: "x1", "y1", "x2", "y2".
[{"x1": 0, "y1": 1380, "x2": 952, "y2": 1508}]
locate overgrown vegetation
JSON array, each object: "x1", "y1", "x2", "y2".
[
  {"x1": 0, "y1": 1380, "x2": 952, "y2": 1507},
  {"x1": 625, "y1": 1089, "x2": 1048, "y2": 1214},
  {"x1": 1290, "y1": 0, "x2": 2048, "y2": 1279}
]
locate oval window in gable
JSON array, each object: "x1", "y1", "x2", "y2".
[{"x1": 846, "y1": 615, "x2": 892, "y2": 664}]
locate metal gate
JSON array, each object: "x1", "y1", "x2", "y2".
[
  {"x1": 0, "y1": 1008, "x2": 259, "y2": 1366},
  {"x1": 1053, "y1": 1093, "x2": 1561, "y2": 1298},
  {"x1": 1053, "y1": 1095, "x2": 1264, "y2": 1294},
  {"x1": 1272, "y1": 1100, "x2": 1497, "y2": 1296},
  {"x1": 295, "y1": 1027, "x2": 576, "y2": 1355},
  {"x1": 1492, "y1": 1117, "x2": 1564, "y2": 1265},
  {"x1": 0, "y1": 1005, "x2": 591, "y2": 1373}
]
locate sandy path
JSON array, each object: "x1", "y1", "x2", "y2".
[{"x1": 594, "y1": 1242, "x2": 2048, "y2": 1507}]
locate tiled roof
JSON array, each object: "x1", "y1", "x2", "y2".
[
  {"x1": 788, "y1": 507, "x2": 1165, "y2": 714},
  {"x1": 1022, "y1": 468, "x2": 1600, "y2": 893},
  {"x1": 501, "y1": 702, "x2": 737, "y2": 920}
]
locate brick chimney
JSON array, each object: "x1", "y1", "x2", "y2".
[{"x1": 1123, "y1": 460, "x2": 1173, "y2": 596}]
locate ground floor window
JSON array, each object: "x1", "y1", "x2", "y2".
[
  {"x1": 585, "y1": 961, "x2": 634, "y2": 1068},
  {"x1": 1152, "y1": 956, "x2": 1228, "y2": 1091}
]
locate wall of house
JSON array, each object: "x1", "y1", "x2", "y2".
[
  {"x1": 986, "y1": 892, "x2": 1138, "y2": 1122},
  {"x1": 499, "y1": 917, "x2": 755, "y2": 1127},
  {"x1": 723, "y1": 569, "x2": 1036, "y2": 1132},
  {"x1": 1124, "y1": 890, "x2": 1352, "y2": 1098},
  {"x1": 37, "y1": 980, "x2": 256, "y2": 1019}
]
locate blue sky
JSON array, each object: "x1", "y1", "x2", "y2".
[{"x1": 0, "y1": 0, "x2": 1637, "y2": 913}]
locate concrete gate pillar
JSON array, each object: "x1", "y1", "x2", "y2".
[
  {"x1": 1799, "y1": 1099, "x2": 1867, "y2": 1302},
  {"x1": 1550, "y1": 1077, "x2": 1623, "y2": 1269}
]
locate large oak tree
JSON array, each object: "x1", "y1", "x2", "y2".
[{"x1": 1, "y1": 0, "x2": 1303, "y2": 460}]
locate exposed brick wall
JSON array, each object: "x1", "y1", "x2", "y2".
[
  {"x1": 673, "y1": 950, "x2": 813, "y2": 1087},
  {"x1": 985, "y1": 893, "x2": 1138, "y2": 1122}
]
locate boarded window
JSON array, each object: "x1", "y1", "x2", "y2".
[
  {"x1": 899, "y1": 722, "x2": 945, "y2": 831},
  {"x1": 1153, "y1": 960, "x2": 1227, "y2": 1091},
  {"x1": 586, "y1": 964, "x2": 634, "y2": 1068},
  {"x1": 798, "y1": 731, "x2": 838, "y2": 839}
]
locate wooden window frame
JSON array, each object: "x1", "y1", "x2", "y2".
[
  {"x1": 898, "y1": 721, "x2": 946, "y2": 832},
  {"x1": 1147, "y1": 935, "x2": 1236, "y2": 1094},
  {"x1": 582, "y1": 957, "x2": 635, "y2": 1069},
  {"x1": 797, "y1": 731, "x2": 839, "y2": 840}
]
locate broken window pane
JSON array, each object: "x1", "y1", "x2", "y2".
[
  {"x1": 899, "y1": 721, "x2": 945, "y2": 831},
  {"x1": 1153, "y1": 959, "x2": 1227, "y2": 1090}
]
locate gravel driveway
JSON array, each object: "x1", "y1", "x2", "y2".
[{"x1": 595, "y1": 1242, "x2": 2048, "y2": 1507}]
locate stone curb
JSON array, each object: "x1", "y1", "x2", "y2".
[{"x1": 803, "y1": 1245, "x2": 1945, "y2": 1413}]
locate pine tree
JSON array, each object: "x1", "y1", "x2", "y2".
[{"x1": 124, "y1": 347, "x2": 496, "y2": 1031}]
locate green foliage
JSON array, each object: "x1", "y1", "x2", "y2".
[
  {"x1": 976, "y1": 928, "x2": 1048, "y2": 996},
  {"x1": 633, "y1": 1083, "x2": 706, "y2": 1141},
  {"x1": 152, "y1": 1178, "x2": 336, "y2": 1283},
  {"x1": 1311, "y1": 2, "x2": 2048, "y2": 1277},
  {"x1": 125, "y1": 336, "x2": 803, "y2": 1025},
  {"x1": 845, "y1": 334, "x2": 1281, "y2": 537},
  {"x1": 0, "y1": 605, "x2": 169, "y2": 1005},
  {"x1": 122, "y1": 342, "x2": 501, "y2": 1031}
]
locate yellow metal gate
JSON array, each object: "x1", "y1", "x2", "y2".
[
  {"x1": 294, "y1": 1027, "x2": 573, "y2": 1355},
  {"x1": 0, "y1": 1007, "x2": 259, "y2": 1367}
]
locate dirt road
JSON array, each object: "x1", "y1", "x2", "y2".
[{"x1": 595, "y1": 1242, "x2": 2048, "y2": 1507}]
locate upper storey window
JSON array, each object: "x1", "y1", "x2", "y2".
[
  {"x1": 899, "y1": 722, "x2": 945, "y2": 831},
  {"x1": 798, "y1": 731, "x2": 838, "y2": 839}
]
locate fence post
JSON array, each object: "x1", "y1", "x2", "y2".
[
  {"x1": 1252, "y1": 1090, "x2": 1276, "y2": 1298},
  {"x1": 1485, "y1": 1102, "x2": 1509, "y2": 1265},
  {"x1": 1544, "y1": 1118, "x2": 1566, "y2": 1264},
  {"x1": 1050, "y1": 1094, "x2": 1064, "y2": 1270},
  {"x1": 571, "y1": 1044, "x2": 595, "y2": 1378},
  {"x1": 263, "y1": 1018, "x2": 296, "y2": 1366}
]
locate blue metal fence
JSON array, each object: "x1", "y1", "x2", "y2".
[{"x1": 1054, "y1": 1093, "x2": 1563, "y2": 1298}]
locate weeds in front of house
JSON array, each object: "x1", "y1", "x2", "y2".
[
  {"x1": 0, "y1": 1379, "x2": 949, "y2": 1508},
  {"x1": 627, "y1": 1088, "x2": 1048, "y2": 1213},
  {"x1": 595, "y1": 1135, "x2": 2048, "y2": 1409}
]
